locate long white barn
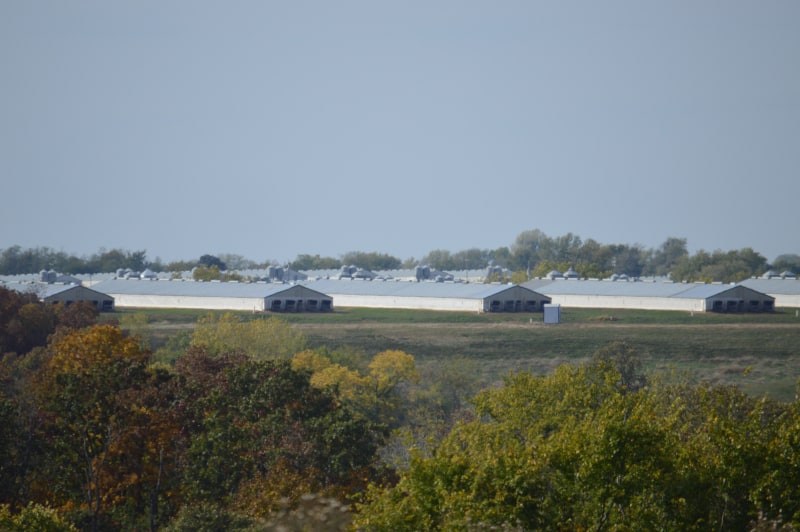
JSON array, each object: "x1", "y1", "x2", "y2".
[
  {"x1": 92, "y1": 279, "x2": 332, "y2": 312},
  {"x1": 740, "y1": 278, "x2": 800, "y2": 308},
  {"x1": 299, "y1": 279, "x2": 551, "y2": 312},
  {"x1": 2, "y1": 281, "x2": 115, "y2": 311},
  {"x1": 523, "y1": 279, "x2": 775, "y2": 312}
]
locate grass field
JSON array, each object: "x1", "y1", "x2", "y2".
[{"x1": 106, "y1": 306, "x2": 800, "y2": 402}]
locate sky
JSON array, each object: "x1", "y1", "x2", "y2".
[{"x1": 1, "y1": 1, "x2": 798, "y2": 264}]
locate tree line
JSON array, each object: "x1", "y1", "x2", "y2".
[
  {"x1": 2, "y1": 231, "x2": 799, "y2": 283},
  {"x1": 0, "y1": 247, "x2": 260, "y2": 277}
]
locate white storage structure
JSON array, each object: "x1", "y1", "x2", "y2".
[
  {"x1": 523, "y1": 279, "x2": 775, "y2": 313},
  {"x1": 2, "y1": 281, "x2": 115, "y2": 311},
  {"x1": 92, "y1": 279, "x2": 332, "y2": 312},
  {"x1": 740, "y1": 278, "x2": 800, "y2": 308},
  {"x1": 299, "y1": 279, "x2": 550, "y2": 312}
]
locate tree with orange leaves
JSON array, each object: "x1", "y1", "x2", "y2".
[{"x1": 33, "y1": 324, "x2": 181, "y2": 531}]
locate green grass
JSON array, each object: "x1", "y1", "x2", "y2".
[
  {"x1": 562, "y1": 307, "x2": 800, "y2": 325},
  {"x1": 103, "y1": 306, "x2": 800, "y2": 402},
  {"x1": 101, "y1": 306, "x2": 800, "y2": 326}
]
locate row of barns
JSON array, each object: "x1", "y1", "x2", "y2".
[
  {"x1": 83, "y1": 278, "x2": 550, "y2": 313},
  {"x1": 524, "y1": 279, "x2": 778, "y2": 313},
  {"x1": 3, "y1": 270, "x2": 799, "y2": 314}
]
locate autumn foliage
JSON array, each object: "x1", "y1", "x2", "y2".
[
  {"x1": 1, "y1": 291, "x2": 799, "y2": 531},
  {"x1": 0, "y1": 298, "x2": 391, "y2": 530},
  {"x1": 354, "y1": 353, "x2": 800, "y2": 531}
]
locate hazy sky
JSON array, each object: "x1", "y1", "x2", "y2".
[{"x1": 2, "y1": 1, "x2": 798, "y2": 264}]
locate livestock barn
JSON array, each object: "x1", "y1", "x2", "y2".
[
  {"x1": 2, "y1": 281, "x2": 115, "y2": 311},
  {"x1": 740, "y1": 277, "x2": 800, "y2": 308},
  {"x1": 92, "y1": 279, "x2": 332, "y2": 312},
  {"x1": 299, "y1": 278, "x2": 550, "y2": 312},
  {"x1": 523, "y1": 279, "x2": 774, "y2": 313}
]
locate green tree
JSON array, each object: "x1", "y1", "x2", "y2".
[
  {"x1": 52, "y1": 301, "x2": 98, "y2": 332},
  {"x1": 198, "y1": 254, "x2": 226, "y2": 270},
  {"x1": 0, "y1": 287, "x2": 61, "y2": 356},
  {"x1": 647, "y1": 237, "x2": 688, "y2": 276},
  {"x1": 355, "y1": 347, "x2": 798, "y2": 531},
  {"x1": 0, "y1": 502, "x2": 77, "y2": 531},
  {"x1": 217, "y1": 253, "x2": 257, "y2": 270},
  {"x1": 551, "y1": 232, "x2": 584, "y2": 265},
  {"x1": 757, "y1": 395, "x2": 800, "y2": 524},
  {"x1": 451, "y1": 248, "x2": 491, "y2": 270},
  {"x1": 11, "y1": 303, "x2": 55, "y2": 355},
  {"x1": 190, "y1": 313, "x2": 306, "y2": 360},
  {"x1": 0, "y1": 246, "x2": 158, "y2": 275},
  {"x1": 420, "y1": 249, "x2": 455, "y2": 271},
  {"x1": 118, "y1": 311, "x2": 152, "y2": 350},
  {"x1": 591, "y1": 340, "x2": 647, "y2": 392},
  {"x1": 772, "y1": 254, "x2": 800, "y2": 273},
  {"x1": 575, "y1": 238, "x2": 614, "y2": 279},
  {"x1": 163, "y1": 502, "x2": 256, "y2": 532},
  {"x1": 289, "y1": 254, "x2": 341, "y2": 271},
  {"x1": 163, "y1": 259, "x2": 198, "y2": 272},
  {"x1": 529, "y1": 259, "x2": 572, "y2": 279},
  {"x1": 606, "y1": 243, "x2": 646, "y2": 277},
  {"x1": 368, "y1": 350, "x2": 420, "y2": 400},
  {"x1": 32, "y1": 325, "x2": 153, "y2": 530},
  {"x1": 340, "y1": 251, "x2": 401, "y2": 271},
  {"x1": 0, "y1": 246, "x2": 66, "y2": 275},
  {"x1": 175, "y1": 352, "x2": 381, "y2": 516},
  {"x1": 0, "y1": 392, "x2": 26, "y2": 508},
  {"x1": 19, "y1": 325, "x2": 185, "y2": 530},
  {"x1": 509, "y1": 228, "x2": 551, "y2": 271},
  {"x1": 292, "y1": 350, "x2": 367, "y2": 403},
  {"x1": 293, "y1": 348, "x2": 420, "y2": 431},
  {"x1": 193, "y1": 265, "x2": 244, "y2": 281},
  {"x1": 86, "y1": 248, "x2": 149, "y2": 273},
  {"x1": 670, "y1": 248, "x2": 768, "y2": 283}
]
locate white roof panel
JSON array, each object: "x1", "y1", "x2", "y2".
[
  {"x1": 299, "y1": 279, "x2": 546, "y2": 300},
  {"x1": 525, "y1": 279, "x2": 773, "y2": 301},
  {"x1": 741, "y1": 278, "x2": 800, "y2": 296},
  {"x1": 93, "y1": 279, "x2": 329, "y2": 299}
]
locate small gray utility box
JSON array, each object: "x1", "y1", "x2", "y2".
[{"x1": 543, "y1": 304, "x2": 561, "y2": 324}]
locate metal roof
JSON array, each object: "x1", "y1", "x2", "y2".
[
  {"x1": 299, "y1": 278, "x2": 547, "y2": 300},
  {"x1": 524, "y1": 279, "x2": 696, "y2": 298},
  {"x1": 523, "y1": 279, "x2": 771, "y2": 300},
  {"x1": 740, "y1": 278, "x2": 800, "y2": 296},
  {"x1": 676, "y1": 284, "x2": 743, "y2": 299},
  {"x1": 2, "y1": 281, "x2": 111, "y2": 299},
  {"x1": 93, "y1": 279, "x2": 330, "y2": 299}
]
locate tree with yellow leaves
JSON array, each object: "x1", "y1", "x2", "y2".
[
  {"x1": 293, "y1": 348, "x2": 419, "y2": 430},
  {"x1": 354, "y1": 346, "x2": 800, "y2": 531},
  {"x1": 190, "y1": 312, "x2": 306, "y2": 360},
  {"x1": 33, "y1": 325, "x2": 181, "y2": 531}
]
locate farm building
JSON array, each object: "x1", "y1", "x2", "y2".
[
  {"x1": 2, "y1": 281, "x2": 115, "y2": 311},
  {"x1": 299, "y1": 279, "x2": 551, "y2": 312},
  {"x1": 91, "y1": 279, "x2": 332, "y2": 312},
  {"x1": 523, "y1": 279, "x2": 774, "y2": 313},
  {"x1": 740, "y1": 277, "x2": 800, "y2": 308}
]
